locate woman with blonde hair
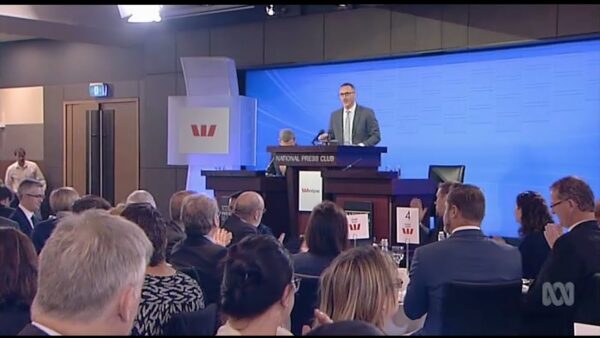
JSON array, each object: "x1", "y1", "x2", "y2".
[{"x1": 318, "y1": 245, "x2": 401, "y2": 330}]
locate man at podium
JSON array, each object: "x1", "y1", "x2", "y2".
[
  {"x1": 266, "y1": 128, "x2": 296, "y2": 176},
  {"x1": 318, "y1": 83, "x2": 381, "y2": 146}
]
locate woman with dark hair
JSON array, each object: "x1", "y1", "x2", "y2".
[
  {"x1": 290, "y1": 201, "x2": 350, "y2": 335},
  {"x1": 293, "y1": 201, "x2": 350, "y2": 277},
  {"x1": 218, "y1": 235, "x2": 297, "y2": 335},
  {"x1": 515, "y1": 191, "x2": 553, "y2": 279},
  {"x1": 121, "y1": 203, "x2": 205, "y2": 336},
  {"x1": 0, "y1": 227, "x2": 38, "y2": 335}
]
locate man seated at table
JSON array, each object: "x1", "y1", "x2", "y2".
[
  {"x1": 403, "y1": 184, "x2": 522, "y2": 335},
  {"x1": 266, "y1": 128, "x2": 296, "y2": 176}
]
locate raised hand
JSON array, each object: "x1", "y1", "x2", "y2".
[
  {"x1": 213, "y1": 228, "x2": 232, "y2": 247},
  {"x1": 544, "y1": 223, "x2": 563, "y2": 249}
]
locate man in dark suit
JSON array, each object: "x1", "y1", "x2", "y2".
[
  {"x1": 222, "y1": 191, "x2": 264, "y2": 246},
  {"x1": 0, "y1": 185, "x2": 16, "y2": 218},
  {"x1": 318, "y1": 83, "x2": 381, "y2": 146},
  {"x1": 170, "y1": 194, "x2": 232, "y2": 305},
  {"x1": 31, "y1": 187, "x2": 79, "y2": 253},
  {"x1": 404, "y1": 184, "x2": 522, "y2": 335},
  {"x1": 10, "y1": 179, "x2": 44, "y2": 237},
  {"x1": 19, "y1": 210, "x2": 152, "y2": 335},
  {"x1": 524, "y1": 176, "x2": 600, "y2": 335},
  {"x1": 266, "y1": 128, "x2": 296, "y2": 176},
  {"x1": 166, "y1": 190, "x2": 196, "y2": 259}
]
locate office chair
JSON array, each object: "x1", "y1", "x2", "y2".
[{"x1": 428, "y1": 165, "x2": 465, "y2": 184}]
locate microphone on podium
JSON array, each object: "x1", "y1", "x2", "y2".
[{"x1": 312, "y1": 129, "x2": 326, "y2": 145}]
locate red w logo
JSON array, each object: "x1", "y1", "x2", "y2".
[
  {"x1": 349, "y1": 223, "x2": 361, "y2": 231},
  {"x1": 402, "y1": 227, "x2": 414, "y2": 235},
  {"x1": 191, "y1": 124, "x2": 217, "y2": 137}
]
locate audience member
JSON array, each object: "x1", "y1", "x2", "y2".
[
  {"x1": 0, "y1": 185, "x2": 16, "y2": 218},
  {"x1": 20, "y1": 210, "x2": 152, "y2": 335},
  {"x1": 0, "y1": 227, "x2": 38, "y2": 335},
  {"x1": 228, "y1": 190, "x2": 275, "y2": 238},
  {"x1": 409, "y1": 197, "x2": 433, "y2": 245},
  {"x1": 71, "y1": 194, "x2": 111, "y2": 213},
  {"x1": 121, "y1": 203, "x2": 205, "y2": 336},
  {"x1": 223, "y1": 191, "x2": 264, "y2": 245},
  {"x1": 524, "y1": 176, "x2": 600, "y2": 335},
  {"x1": 319, "y1": 245, "x2": 401, "y2": 331},
  {"x1": 293, "y1": 201, "x2": 350, "y2": 277},
  {"x1": 126, "y1": 189, "x2": 156, "y2": 207},
  {"x1": 166, "y1": 190, "x2": 196, "y2": 259},
  {"x1": 514, "y1": 191, "x2": 553, "y2": 279},
  {"x1": 31, "y1": 187, "x2": 79, "y2": 253},
  {"x1": 170, "y1": 194, "x2": 231, "y2": 305},
  {"x1": 291, "y1": 201, "x2": 350, "y2": 335},
  {"x1": 5, "y1": 147, "x2": 46, "y2": 194},
  {"x1": 217, "y1": 235, "x2": 296, "y2": 335},
  {"x1": 404, "y1": 184, "x2": 521, "y2": 335},
  {"x1": 431, "y1": 181, "x2": 462, "y2": 241},
  {"x1": 11, "y1": 179, "x2": 44, "y2": 237}
]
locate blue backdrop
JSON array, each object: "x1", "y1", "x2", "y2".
[{"x1": 246, "y1": 38, "x2": 600, "y2": 237}]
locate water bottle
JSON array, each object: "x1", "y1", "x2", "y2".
[
  {"x1": 380, "y1": 238, "x2": 389, "y2": 252},
  {"x1": 437, "y1": 231, "x2": 446, "y2": 241}
]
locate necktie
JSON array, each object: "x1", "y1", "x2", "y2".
[
  {"x1": 30, "y1": 215, "x2": 36, "y2": 228},
  {"x1": 344, "y1": 110, "x2": 352, "y2": 145}
]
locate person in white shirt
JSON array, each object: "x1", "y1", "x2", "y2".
[
  {"x1": 19, "y1": 210, "x2": 152, "y2": 335},
  {"x1": 5, "y1": 147, "x2": 46, "y2": 194}
]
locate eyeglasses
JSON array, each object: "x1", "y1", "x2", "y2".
[
  {"x1": 339, "y1": 91, "x2": 355, "y2": 97},
  {"x1": 292, "y1": 276, "x2": 301, "y2": 292},
  {"x1": 550, "y1": 200, "x2": 566, "y2": 208},
  {"x1": 25, "y1": 193, "x2": 44, "y2": 199}
]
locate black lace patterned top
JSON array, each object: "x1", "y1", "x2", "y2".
[{"x1": 132, "y1": 271, "x2": 205, "y2": 336}]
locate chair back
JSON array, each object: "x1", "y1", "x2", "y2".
[
  {"x1": 428, "y1": 165, "x2": 465, "y2": 183},
  {"x1": 290, "y1": 273, "x2": 321, "y2": 336},
  {"x1": 440, "y1": 279, "x2": 522, "y2": 335}
]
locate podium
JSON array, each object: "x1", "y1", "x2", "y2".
[
  {"x1": 267, "y1": 145, "x2": 387, "y2": 238},
  {"x1": 202, "y1": 170, "x2": 289, "y2": 237}
]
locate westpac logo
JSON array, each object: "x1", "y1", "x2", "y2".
[
  {"x1": 542, "y1": 282, "x2": 574, "y2": 306},
  {"x1": 349, "y1": 222, "x2": 361, "y2": 231},
  {"x1": 191, "y1": 124, "x2": 217, "y2": 137},
  {"x1": 401, "y1": 227, "x2": 414, "y2": 235}
]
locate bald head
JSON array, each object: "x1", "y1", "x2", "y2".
[
  {"x1": 169, "y1": 190, "x2": 196, "y2": 221},
  {"x1": 234, "y1": 191, "x2": 265, "y2": 226},
  {"x1": 126, "y1": 190, "x2": 156, "y2": 208}
]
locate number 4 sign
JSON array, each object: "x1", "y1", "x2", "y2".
[{"x1": 396, "y1": 207, "x2": 420, "y2": 244}]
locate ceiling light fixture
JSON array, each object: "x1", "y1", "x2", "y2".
[{"x1": 118, "y1": 5, "x2": 163, "y2": 23}]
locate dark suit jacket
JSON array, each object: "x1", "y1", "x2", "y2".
[
  {"x1": 165, "y1": 220, "x2": 186, "y2": 260},
  {"x1": 10, "y1": 207, "x2": 35, "y2": 238},
  {"x1": 17, "y1": 323, "x2": 48, "y2": 336},
  {"x1": 519, "y1": 231, "x2": 551, "y2": 279},
  {"x1": 31, "y1": 218, "x2": 58, "y2": 254},
  {"x1": 222, "y1": 214, "x2": 257, "y2": 246},
  {"x1": 164, "y1": 303, "x2": 220, "y2": 336},
  {"x1": 293, "y1": 252, "x2": 336, "y2": 277},
  {"x1": 169, "y1": 231, "x2": 228, "y2": 305},
  {"x1": 0, "y1": 205, "x2": 15, "y2": 219},
  {"x1": 524, "y1": 220, "x2": 600, "y2": 334},
  {"x1": 0, "y1": 300, "x2": 30, "y2": 336},
  {"x1": 328, "y1": 104, "x2": 381, "y2": 146},
  {"x1": 266, "y1": 154, "x2": 284, "y2": 176},
  {"x1": 404, "y1": 229, "x2": 522, "y2": 335}
]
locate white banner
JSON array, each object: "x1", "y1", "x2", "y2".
[
  {"x1": 347, "y1": 212, "x2": 370, "y2": 240},
  {"x1": 298, "y1": 171, "x2": 322, "y2": 211},
  {"x1": 396, "y1": 207, "x2": 420, "y2": 244},
  {"x1": 178, "y1": 107, "x2": 229, "y2": 154}
]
